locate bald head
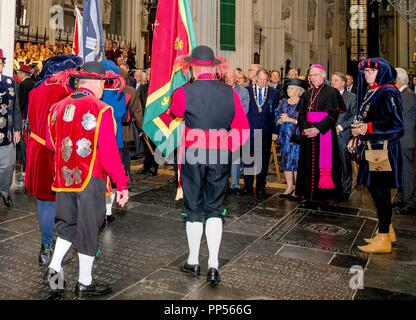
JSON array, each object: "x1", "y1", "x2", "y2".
[{"x1": 224, "y1": 68, "x2": 238, "y2": 86}]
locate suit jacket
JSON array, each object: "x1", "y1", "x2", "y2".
[
  {"x1": 18, "y1": 77, "x2": 35, "y2": 120},
  {"x1": 400, "y1": 87, "x2": 416, "y2": 149},
  {"x1": 336, "y1": 90, "x2": 357, "y2": 142},
  {"x1": 346, "y1": 85, "x2": 357, "y2": 94},
  {"x1": 247, "y1": 85, "x2": 279, "y2": 137},
  {"x1": 136, "y1": 83, "x2": 149, "y2": 108},
  {"x1": 234, "y1": 85, "x2": 250, "y2": 114}
]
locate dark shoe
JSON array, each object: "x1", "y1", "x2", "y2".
[
  {"x1": 180, "y1": 262, "x2": 201, "y2": 277},
  {"x1": 392, "y1": 202, "x2": 406, "y2": 209},
  {"x1": 106, "y1": 215, "x2": 116, "y2": 223},
  {"x1": 338, "y1": 194, "x2": 350, "y2": 202},
  {"x1": 228, "y1": 188, "x2": 241, "y2": 195},
  {"x1": 241, "y1": 187, "x2": 254, "y2": 195},
  {"x1": 74, "y1": 279, "x2": 112, "y2": 297},
  {"x1": 43, "y1": 268, "x2": 66, "y2": 290},
  {"x1": 168, "y1": 178, "x2": 178, "y2": 185},
  {"x1": 138, "y1": 167, "x2": 149, "y2": 175},
  {"x1": 279, "y1": 190, "x2": 294, "y2": 199},
  {"x1": 148, "y1": 166, "x2": 158, "y2": 177},
  {"x1": 39, "y1": 244, "x2": 55, "y2": 267},
  {"x1": 396, "y1": 207, "x2": 416, "y2": 215},
  {"x1": 288, "y1": 194, "x2": 302, "y2": 202},
  {"x1": 256, "y1": 188, "x2": 267, "y2": 198},
  {"x1": 207, "y1": 268, "x2": 221, "y2": 285},
  {"x1": 2, "y1": 194, "x2": 13, "y2": 208}
]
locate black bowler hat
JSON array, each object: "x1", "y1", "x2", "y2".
[
  {"x1": 283, "y1": 78, "x2": 307, "y2": 90},
  {"x1": 184, "y1": 45, "x2": 222, "y2": 66},
  {"x1": 71, "y1": 61, "x2": 110, "y2": 80}
]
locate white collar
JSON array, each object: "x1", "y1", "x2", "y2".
[
  {"x1": 340, "y1": 89, "x2": 345, "y2": 95},
  {"x1": 399, "y1": 85, "x2": 407, "y2": 92}
]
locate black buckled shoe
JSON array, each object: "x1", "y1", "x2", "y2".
[
  {"x1": 74, "y1": 279, "x2": 112, "y2": 297},
  {"x1": 39, "y1": 244, "x2": 55, "y2": 267},
  {"x1": 148, "y1": 166, "x2": 158, "y2": 177},
  {"x1": 2, "y1": 194, "x2": 13, "y2": 208},
  {"x1": 207, "y1": 268, "x2": 221, "y2": 286},
  {"x1": 180, "y1": 262, "x2": 201, "y2": 277},
  {"x1": 138, "y1": 167, "x2": 149, "y2": 175},
  {"x1": 43, "y1": 268, "x2": 66, "y2": 290}
]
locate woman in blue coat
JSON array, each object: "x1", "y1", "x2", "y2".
[{"x1": 350, "y1": 58, "x2": 404, "y2": 254}]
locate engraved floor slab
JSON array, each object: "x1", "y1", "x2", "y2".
[
  {"x1": 265, "y1": 210, "x2": 378, "y2": 255},
  {"x1": 186, "y1": 251, "x2": 355, "y2": 300}
]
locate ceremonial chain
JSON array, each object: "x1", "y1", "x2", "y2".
[
  {"x1": 252, "y1": 84, "x2": 268, "y2": 110},
  {"x1": 307, "y1": 85, "x2": 324, "y2": 112},
  {"x1": 359, "y1": 87, "x2": 379, "y2": 115}
]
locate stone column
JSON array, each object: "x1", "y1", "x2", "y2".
[
  {"x1": 196, "y1": 0, "x2": 218, "y2": 52},
  {"x1": 0, "y1": 0, "x2": 17, "y2": 76},
  {"x1": 26, "y1": 0, "x2": 53, "y2": 43},
  {"x1": 254, "y1": 0, "x2": 284, "y2": 70},
  {"x1": 292, "y1": 0, "x2": 311, "y2": 75}
]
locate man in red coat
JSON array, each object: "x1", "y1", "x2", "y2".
[{"x1": 25, "y1": 55, "x2": 83, "y2": 267}]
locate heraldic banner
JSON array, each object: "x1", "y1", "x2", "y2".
[{"x1": 142, "y1": 0, "x2": 197, "y2": 157}]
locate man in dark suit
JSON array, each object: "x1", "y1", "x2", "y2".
[
  {"x1": 331, "y1": 72, "x2": 357, "y2": 200},
  {"x1": 243, "y1": 68, "x2": 279, "y2": 198},
  {"x1": 16, "y1": 65, "x2": 35, "y2": 173},
  {"x1": 395, "y1": 68, "x2": 416, "y2": 215},
  {"x1": 346, "y1": 74, "x2": 358, "y2": 94},
  {"x1": 135, "y1": 69, "x2": 158, "y2": 176}
]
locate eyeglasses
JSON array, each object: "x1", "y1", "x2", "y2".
[
  {"x1": 364, "y1": 68, "x2": 377, "y2": 74},
  {"x1": 309, "y1": 73, "x2": 321, "y2": 78}
]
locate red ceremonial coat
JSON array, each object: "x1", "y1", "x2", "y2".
[{"x1": 24, "y1": 79, "x2": 73, "y2": 201}]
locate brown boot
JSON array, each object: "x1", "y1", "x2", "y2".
[
  {"x1": 358, "y1": 233, "x2": 392, "y2": 254},
  {"x1": 364, "y1": 224, "x2": 397, "y2": 244}
]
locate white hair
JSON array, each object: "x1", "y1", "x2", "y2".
[{"x1": 395, "y1": 68, "x2": 409, "y2": 85}]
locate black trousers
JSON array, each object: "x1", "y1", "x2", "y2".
[
  {"x1": 182, "y1": 150, "x2": 230, "y2": 223},
  {"x1": 143, "y1": 139, "x2": 159, "y2": 171},
  {"x1": 56, "y1": 177, "x2": 106, "y2": 256},
  {"x1": 243, "y1": 136, "x2": 272, "y2": 191},
  {"x1": 368, "y1": 186, "x2": 392, "y2": 234},
  {"x1": 338, "y1": 137, "x2": 352, "y2": 196}
]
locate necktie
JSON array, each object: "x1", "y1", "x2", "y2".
[{"x1": 258, "y1": 88, "x2": 263, "y2": 105}]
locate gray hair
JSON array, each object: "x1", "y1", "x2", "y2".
[
  {"x1": 395, "y1": 68, "x2": 409, "y2": 85},
  {"x1": 333, "y1": 72, "x2": 347, "y2": 83}
]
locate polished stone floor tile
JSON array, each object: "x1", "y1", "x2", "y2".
[
  {"x1": 276, "y1": 211, "x2": 377, "y2": 255},
  {"x1": 276, "y1": 245, "x2": 335, "y2": 265},
  {"x1": 188, "y1": 251, "x2": 355, "y2": 300},
  {"x1": 329, "y1": 253, "x2": 369, "y2": 270},
  {"x1": 354, "y1": 287, "x2": 416, "y2": 300},
  {"x1": 1, "y1": 173, "x2": 415, "y2": 300}
]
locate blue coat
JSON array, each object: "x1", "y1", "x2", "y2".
[
  {"x1": 358, "y1": 85, "x2": 404, "y2": 188},
  {"x1": 246, "y1": 85, "x2": 279, "y2": 140}
]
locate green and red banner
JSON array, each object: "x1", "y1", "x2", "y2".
[{"x1": 142, "y1": 0, "x2": 197, "y2": 156}]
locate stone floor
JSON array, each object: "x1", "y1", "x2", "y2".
[{"x1": 0, "y1": 171, "x2": 416, "y2": 300}]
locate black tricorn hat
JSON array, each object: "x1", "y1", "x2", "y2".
[
  {"x1": 71, "y1": 61, "x2": 117, "y2": 80},
  {"x1": 184, "y1": 45, "x2": 222, "y2": 66},
  {"x1": 283, "y1": 78, "x2": 307, "y2": 90}
]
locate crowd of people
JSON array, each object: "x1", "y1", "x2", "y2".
[{"x1": 0, "y1": 41, "x2": 415, "y2": 296}]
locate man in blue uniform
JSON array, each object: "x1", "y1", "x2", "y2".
[{"x1": 0, "y1": 49, "x2": 22, "y2": 208}]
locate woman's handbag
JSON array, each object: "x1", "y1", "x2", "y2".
[{"x1": 365, "y1": 141, "x2": 392, "y2": 172}]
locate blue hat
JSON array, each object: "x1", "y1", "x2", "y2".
[
  {"x1": 101, "y1": 59, "x2": 120, "y2": 75},
  {"x1": 36, "y1": 54, "x2": 83, "y2": 87}
]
